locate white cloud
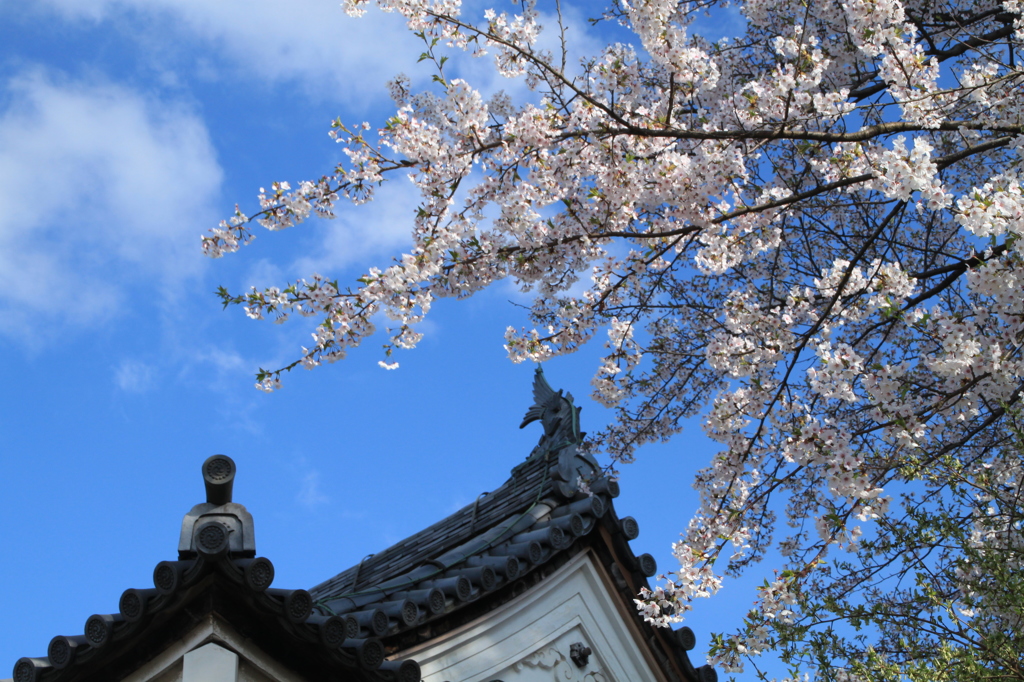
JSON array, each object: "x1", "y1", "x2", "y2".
[
  {"x1": 240, "y1": 257, "x2": 288, "y2": 295},
  {"x1": 195, "y1": 347, "x2": 247, "y2": 375},
  {"x1": 15, "y1": 0, "x2": 618, "y2": 108},
  {"x1": 0, "y1": 68, "x2": 222, "y2": 342},
  {"x1": 291, "y1": 179, "x2": 421, "y2": 277},
  {"x1": 20, "y1": 0, "x2": 426, "y2": 106}
]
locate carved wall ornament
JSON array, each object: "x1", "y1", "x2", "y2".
[
  {"x1": 510, "y1": 645, "x2": 608, "y2": 682},
  {"x1": 570, "y1": 642, "x2": 592, "y2": 668}
]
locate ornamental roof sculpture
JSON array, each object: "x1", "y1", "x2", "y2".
[{"x1": 520, "y1": 366, "x2": 602, "y2": 497}]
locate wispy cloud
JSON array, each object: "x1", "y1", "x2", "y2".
[
  {"x1": 0, "y1": 68, "x2": 222, "y2": 343},
  {"x1": 194, "y1": 347, "x2": 247, "y2": 375},
  {"x1": 290, "y1": 180, "x2": 422, "y2": 278},
  {"x1": 114, "y1": 358, "x2": 155, "y2": 393},
  {"x1": 298, "y1": 470, "x2": 330, "y2": 509}
]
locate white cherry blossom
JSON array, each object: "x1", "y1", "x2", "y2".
[{"x1": 205, "y1": 0, "x2": 1024, "y2": 677}]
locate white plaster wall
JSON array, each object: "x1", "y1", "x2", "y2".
[
  {"x1": 183, "y1": 643, "x2": 238, "y2": 682},
  {"x1": 398, "y1": 551, "x2": 665, "y2": 682}
]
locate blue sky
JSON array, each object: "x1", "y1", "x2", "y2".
[{"x1": 0, "y1": 0, "x2": 761, "y2": 675}]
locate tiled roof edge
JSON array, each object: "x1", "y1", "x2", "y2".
[{"x1": 12, "y1": 456, "x2": 420, "y2": 682}]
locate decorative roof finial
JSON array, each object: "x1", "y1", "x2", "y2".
[
  {"x1": 520, "y1": 367, "x2": 601, "y2": 497},
  {"x1": 520, "y1": 366, "x2": 582, "y2": 441},
  {"x1": 203, "y1": 454, "x2": 235, "y2": 505},
  {"x1": 178, "y1": 455, "x2": 256, "y2": 559}
]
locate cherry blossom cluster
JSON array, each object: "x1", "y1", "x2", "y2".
[
  {"x1": 207, "y1": 0, "x2": 1024, "y2": 674},
  {"x1": 871, "y1": 136, "x2": 952, "y2": 210}
]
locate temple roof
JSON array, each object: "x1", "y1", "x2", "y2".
[
  {"x1": 308, "y1": 368, "x2": 715, "y2": 682},
  {"x1": 310, "y1": 447, "x2": 610, "y2": 598}
]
